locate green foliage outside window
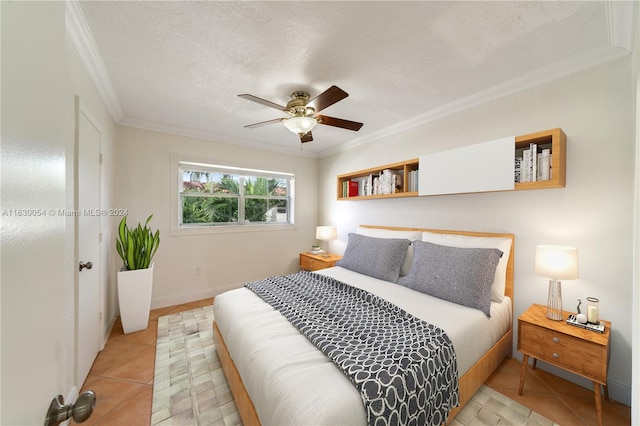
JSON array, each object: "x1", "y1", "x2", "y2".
[{"x1": 180, "y1": 170, "x2": 291, "y2": 226}]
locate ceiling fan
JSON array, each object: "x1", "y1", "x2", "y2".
[{"x1": 238, "y1": 85, "x2": 363, "y2": 143}]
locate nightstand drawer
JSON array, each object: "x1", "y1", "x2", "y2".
[
  {"x1": 519, "y1": 321, "x2": 606, "y2": 382},
  {"x1": 300, "y1": 255, "x2": 325, "y2": 271}
]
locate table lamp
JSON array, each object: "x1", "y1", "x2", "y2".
[
  {"x1": 535, "y1": 245, "x2": 578, "y2": 320},
  {"x1": 315, "y1": 226, "x2": 337, "y2": 258}
]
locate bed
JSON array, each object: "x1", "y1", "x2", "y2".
[{"x1": 213, "y1": 225, "x2": 515, "y2": 425}]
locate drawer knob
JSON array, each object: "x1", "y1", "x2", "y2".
[
  {"x1": 553, "y1": 352, "x2": 559, "y2": 358},
  {"x1": 553, "y1": 337, "x2": 559, "y2": 343}
]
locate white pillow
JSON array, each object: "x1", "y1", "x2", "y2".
[
  {"x1": 356, "y1": 227, "x2": 423, "y2": 277},
  {"x1": 421, "y1": 231, "x2": 512, "y2": 303}
]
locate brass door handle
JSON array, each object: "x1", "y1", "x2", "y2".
[{"x1": 79, "y1": 261, "x2": 93, "y2": 272}]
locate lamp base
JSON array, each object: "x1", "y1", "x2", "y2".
[
  {"x1": 321, "y1": 240, "x2": 330, "y2": 258},
  {"x1": 546, "y1": 279, "x2": 563, "y2": 321}
]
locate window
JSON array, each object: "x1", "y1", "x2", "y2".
[{"x1": 179, "y1": 162, "x2": 294, "y2": 227}]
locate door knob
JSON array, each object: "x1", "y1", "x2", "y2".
[
  {"x1": 79, "y1": 261, "x2": 93, "y2": 272},
  {"x1": 45, "y1": 390, "x2": 96, "y2": 425}
]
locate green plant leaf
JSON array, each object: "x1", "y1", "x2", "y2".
[{"x1": 116, "y1": 214, "x2": 160, "y2": 271}]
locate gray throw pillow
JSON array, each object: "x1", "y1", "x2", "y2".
[
  {"x1": 336, "y1": 233, "x2": 411, "y2": 283},
  {"x1": 398, "y1": 241, "x2": 502, "y2": 316}
]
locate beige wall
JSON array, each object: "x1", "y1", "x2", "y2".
[
  {"x1": 114, "y1": 127, "x2": 319, "y2": 308},
  {"x1": 319, "y1": 57, "x2": 635, "y2": 405}
]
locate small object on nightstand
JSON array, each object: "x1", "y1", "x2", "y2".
[
  {"x1": 587, "y1": 297, "x2": 600, "y2": 324},
  {"x1": 576, "y1": 298, "x2": 588, "y2": 323},
  {"x1": 567, "y1": 314, "x2": 605, "y2": 333},
  {"x1": 309, "y1": 245, "x2": 323, "y2": 255}
]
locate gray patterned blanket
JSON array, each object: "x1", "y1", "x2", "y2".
[{"x1": 245, "y1": 271, "x2": 459, "y2": 426}]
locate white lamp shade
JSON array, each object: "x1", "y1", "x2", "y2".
[
  {"x1": 535, "y1": 245, "x2": 578, "y2": 280},
  {"x1": 316, "y1": 226, "x2": 337, "y2": 241},
  {"x1": 283, "y1": 116, "x2": 317, "y2": 134}
]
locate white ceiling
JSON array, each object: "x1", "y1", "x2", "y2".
[{"x1": 71, "y1": 1, "x2": 635, "y2": 157}]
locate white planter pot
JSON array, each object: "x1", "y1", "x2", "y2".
[{"x1": 117, "y1": 263, "x2": 153, "y2": 334}]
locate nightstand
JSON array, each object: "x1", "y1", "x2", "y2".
[
  {"x1": 299, "y1": 252, "x2": 342, "y2": 271},
  {"x1": 518, "y1": 303, "x2": 611, "y2": 426}
]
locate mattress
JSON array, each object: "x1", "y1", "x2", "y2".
[{"x1": 213, "y1": 266, "x2": 512, "y2": 425}]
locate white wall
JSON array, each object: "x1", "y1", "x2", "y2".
[
  {"x1": 319, "y1": 57, "x2": 635, "y2": 405},
  {"x1": 114, "y1": 127, "x2": 319, "y2": 308}
]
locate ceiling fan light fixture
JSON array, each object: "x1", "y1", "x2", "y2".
[{"x1": 283, "y1": 116, "x2": 317, "y2": 135}]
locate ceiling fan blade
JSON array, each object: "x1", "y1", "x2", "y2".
[
  {"x1": 307, "y1": 86, "x2": 348, "y2": 113},
  {"x1": 238, "y1": 94, "x2": 286, "y2": 111},
  {"x1": 244, "y1": 118, "x2": 285, "y2": 128},
  {"x1": 300, "y1": 132, "x2": 313, "y2": 143},
  {"x1": 317, "y1": 115, "x2": 363, "y2": 131}
]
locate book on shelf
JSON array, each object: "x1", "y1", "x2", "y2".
[
  {"x1": 521, "y1": 148, "x2": 531, "y2": 182},
  {"x1": 407, "y1": 169, "x2": 419, "y2": 192},
  {"x1": 539, "y1": 148, "x2": 550, "y2": 181},
  {"x1": 348, "y1": 181, "x2": 358, "y2": 197},
  {"x1": 566, "y1": 314, "x2": 605, "y2": 333},
  {"x1": 515, "y1": 144, "x2": 552, "y2": 183},
  {"x1": 378, "y1": 169, "x2": 402, "y2": 194},
  {"x1": 530, "y1": 143, "x2": 537, "y2": 182}
]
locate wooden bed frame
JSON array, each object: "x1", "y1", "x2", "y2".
[{"x1": 213, "y1": 226, "x2": 515, "y2": 425}]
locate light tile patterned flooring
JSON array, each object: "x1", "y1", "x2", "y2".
[{"x1": 75, "y1": 298, "x2": 631, "y2": 425}]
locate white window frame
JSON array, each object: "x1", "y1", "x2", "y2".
[{"x1": 171, "y1": 157, "x2": 296, "y2": 236}]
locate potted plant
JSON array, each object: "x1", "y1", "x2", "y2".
[{"x1": 116, "y1": 214, "x2": 160, "y2": 334}]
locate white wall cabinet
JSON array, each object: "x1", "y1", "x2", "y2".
[{"x1": 418, "y1": 136, "x2": 515, "y2": 196}]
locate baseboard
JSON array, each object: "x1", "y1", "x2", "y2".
[
  {"x1": 102, "y1": 317, "x2": 115, "y2": 350},
  {"x1": 150, "y1": 284, "x2": 241, "y2": 310}
]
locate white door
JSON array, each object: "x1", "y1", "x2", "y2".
[{"x1": 77, "y1": 106, "x2": 102, "y2": 386}]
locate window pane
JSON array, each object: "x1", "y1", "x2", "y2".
[
  {"x1": 266, "y1": 200, "x2": 289, "y2": 223},
  {"x1": 245, "y1": 198, "x2": 289, "y2": 223},
  {"x1": 182, "y1": 170, "x2": 240, "y2": 195},
  {"x1": 182, "y1": 196, "x2": 239, "y2": 224},
  {"x1": 244, "y1": 176, "x2": 288, "y2": 197}
]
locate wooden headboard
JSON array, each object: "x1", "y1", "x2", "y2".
[{"x1": 358, "y1": 225, "x2": 515, "y2": 302}]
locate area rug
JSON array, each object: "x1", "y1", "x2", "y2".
[{"x1": 151, "y1": 306, "x2": 557, "y2": 426}]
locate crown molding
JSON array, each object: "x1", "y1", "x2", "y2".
[
  {"x1": 607, "y1": 0, "x2": 637, "y2": 52},
  {"x1": 320, "y1": 44, "x2": 629, "y2": 158},
  {"x1": 65, "y1": 0, "x2": 124, "y2": 123},
  {"x1": 119, "y1": 117, "x2": 320, "y2": 158}
]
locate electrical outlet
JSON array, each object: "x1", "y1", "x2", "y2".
[{"x1": 195, "y1": 266, "x2": 200, "y2": 275}]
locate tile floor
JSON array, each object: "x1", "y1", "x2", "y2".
[{"x1": 75, "y1": 298, "x2": 631, "y2": 425}]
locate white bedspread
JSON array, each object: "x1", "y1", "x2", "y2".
[{"x1": 213, "y1": 267, "x2": 512, "y2": 426}]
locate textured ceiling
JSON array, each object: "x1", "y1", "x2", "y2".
[{"x1": 76, "y1": 1, "x2": 634, "y2": 157}]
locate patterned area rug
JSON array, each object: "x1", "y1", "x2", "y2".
[{"x1": 151, "y1": 306, "x2": 557, "y2": 426}]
